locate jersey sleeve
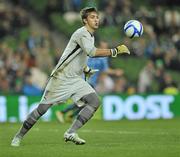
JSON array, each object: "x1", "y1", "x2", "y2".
[{"x1": 77, "y1": 34, "x2": 97, "y2": 57}]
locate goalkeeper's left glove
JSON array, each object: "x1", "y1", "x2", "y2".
[
  {"x1": 83, "y1": 66, "x2": 99, "y2": 81},
  {"x1": 110, "y1": 44, "x2": 130, "y2": 57}
]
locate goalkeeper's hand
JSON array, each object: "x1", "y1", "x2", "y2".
[
  {"x1": 110, "y1": 44, "x2": 130, "y2": 57},
  {"x1": 83, "y1": 66, "x2": 99, "y2": 81}
]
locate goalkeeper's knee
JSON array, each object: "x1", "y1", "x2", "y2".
[
  {"x1": 77, "y1": 93, "x2": 100, "y2": 124},
  {"x1": 81, "y1": 93, "x2": 100, "y2": 111}
]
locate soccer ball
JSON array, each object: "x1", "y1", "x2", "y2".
[{"x1": 124, "y1": 20, "x2": 143, "y2": 38}]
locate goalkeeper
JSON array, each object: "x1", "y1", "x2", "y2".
[
  {"x1": 56, "y1": 42, "x2": 124, "y2": 123},
  {"x1": 11, "y1": 6, "x2": 130, "y2": 146}
]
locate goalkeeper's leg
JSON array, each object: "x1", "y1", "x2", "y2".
[
  {"x1": 64, "y1": 93, "x2": 100, "y2": 144},
  {"x1": 11, "y1": 103, "x2": 52, "y2": 146}
]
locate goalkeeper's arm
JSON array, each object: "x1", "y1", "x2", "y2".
[{"x1": 94, "y1": 44, "x2": 130, "y2": 57}]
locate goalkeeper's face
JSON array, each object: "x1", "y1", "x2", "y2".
[{"x1": 85, "y1": 12, "x2": 99, "y2": 30}]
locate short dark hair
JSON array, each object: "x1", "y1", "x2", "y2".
[{"x1": 80, "y1": 7, "x2": 98, "y2": 24}]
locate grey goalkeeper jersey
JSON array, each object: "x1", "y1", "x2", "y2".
[{"x1": 51, "y1": 26, "x2": 97, "y2": 78}]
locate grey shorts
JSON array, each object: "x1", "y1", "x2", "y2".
[{"x1": 40, "y1": 76, "x2": 96, "y2": 105}]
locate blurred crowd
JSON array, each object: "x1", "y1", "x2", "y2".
[
  {"x1": 0, "y1": 2, "x2": 55, "y2": 95},
  {"x1": 0, "y1": 0, "x2": 179, "y2": 95}
]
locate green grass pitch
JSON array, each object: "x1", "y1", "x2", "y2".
[{"x1": 0, "y1": 118, "x2": 180, "y2": 157}]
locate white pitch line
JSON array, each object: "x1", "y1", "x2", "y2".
[
  {"x1": 32, "y1": 128, "x2": 139, "y2": 134},
  {"x1": 31, "y1": 128, "x2": 169, "y2": 135},
  {"x1": 84, "y1": 129, "x2": 171, "y2": 135},
  {"x1": 80, "y1": 129, "x2": 170, "y2": 135},
  {"x1": 81, "y1": 129, "x2": 140, "y2": 134}
]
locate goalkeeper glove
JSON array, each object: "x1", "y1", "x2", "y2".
[
  {"x1": 110, "y1": 44, "x2": 130, "y2": 57},
  {"x1": 83, "y1": 66, "x2": 99, "y2": 81}
]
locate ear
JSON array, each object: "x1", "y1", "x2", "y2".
[{"x1": 83, "y1": 19, "x2": 88, "y2": 24}]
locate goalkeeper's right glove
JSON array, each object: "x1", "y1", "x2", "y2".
[
  {"x1": 83, "y1": 66, "x2": 99, "y2": 81},
  {"x1": 110, "y1": 44, "x2": 130, "y2": 57}
]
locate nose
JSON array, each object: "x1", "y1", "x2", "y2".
[{"x1": 95, "y1": 17, "x2": 99, "y2": 23}]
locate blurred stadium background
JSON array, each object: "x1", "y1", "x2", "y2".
[
  {"x1": 0, "y1": 0, "x2": 180, "y2": 156},
  {"x1": 0, "y1": 0, "x2": 179, "y2": 120},
  {"x1": 0, "y1": 0, "x2": 179, "y2": 119},
  {"x1": 0, "y1": 0, "x2": 180, "y2": 96}
]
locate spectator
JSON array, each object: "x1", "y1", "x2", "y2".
[
  {"x1": 0, "y1": 68, "x2": 10, "y2": 94},
  {"x1": 96, "y1": 72, "x2": 114, "y2": 94},
  {"x1": 162, "y1": 73, "x2": 178, "y2": 95},
  {"x1": 138, "y1": 60, "x2": 155, "y2": 93},
  {"x1": 113, "y1": 76, "x2": 127, "y2": 93},
  {"x1": 164, "y1": 48, "x2": 180, "y2": 71},
  {"x1": 22, "y1": 75, "x2": 43, "y2": 96},
  {"x1": 150, "y1": 46, "x2": 164, "y2": 63},
  {"x1": 102, "y1": 4, "x2": 117, "y2": 26}
]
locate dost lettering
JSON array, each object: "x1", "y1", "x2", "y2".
[{"x1": 103, "y1": 95, "x2": 174, "y2": 120}]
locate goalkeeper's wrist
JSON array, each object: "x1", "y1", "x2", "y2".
[{"x1": 110, "y1": 48, "x2": 118, "y2": 57}]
